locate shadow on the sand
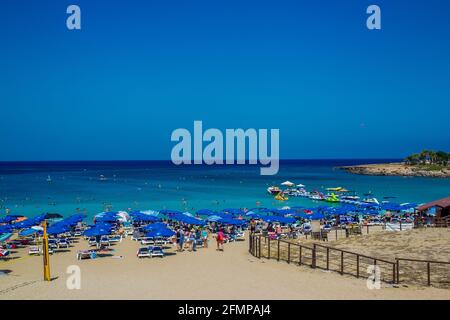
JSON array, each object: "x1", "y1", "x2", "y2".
[{"x1": 0, "y1": 270, "x2": 13, "y2": 275}]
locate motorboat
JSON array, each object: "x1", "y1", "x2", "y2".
[
  {"x1": 274, "y1": 192, "x2": 288, "y2": 201},
  {"x1": 267, "y1": 186, "x2": 282, "y2": 195},
  {"x1": 325, "y1": 193, "x2": 340, "y2": 203},
  {"x1": 363, "y1": 198, "x2": 380, "y2": 205}
]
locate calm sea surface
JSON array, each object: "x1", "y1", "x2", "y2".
[{"x1": 0, "y1": 160, "x2": 448, "y2": 218}]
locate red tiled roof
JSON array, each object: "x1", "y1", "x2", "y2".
[{"x1": 417, "y1": 196, "x2": 450, "y2": 211}]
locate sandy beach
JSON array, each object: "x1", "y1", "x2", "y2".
[{"x1": 1, "y1": 232, "x2": 449, "y2": 300}]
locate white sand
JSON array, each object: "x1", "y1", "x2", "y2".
[{"x1": 1, "y1": 234, "x2": 449, "y2": 299}]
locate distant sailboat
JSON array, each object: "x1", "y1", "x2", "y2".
[{"x1": 46, "y1": 175, "x2": 52, "y2": 183}]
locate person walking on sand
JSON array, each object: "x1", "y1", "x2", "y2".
[
  {"x1": 179, "y1": 229, "x2": 185, "y2": 252},
  {"x1": 176, "y1": 229, "x2": 181, "y2": 251},
  {"x1": 216, "y1": 229, "x2": 225, "y2": 251},
  {"x1": 190, "y1": 228, "x2": 197, "y2": 252},
  {"x1": 250, "y1": 219, "x2": 256, "y2": 234},
  {"x1": 201, "y1": 228, "x2": 209, "y2": 248}
]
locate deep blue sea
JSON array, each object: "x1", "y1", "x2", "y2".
[{"x1": 0, "y1": 160, "x2": 448, "y2": 218}]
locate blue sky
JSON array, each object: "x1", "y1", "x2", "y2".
[{"x1": 1, "y1": 0, "x2": 449, "y2": 160}]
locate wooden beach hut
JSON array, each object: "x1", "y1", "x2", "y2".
[
  {"x1": 417, "y1": 196, "x2": 450, "y2": 218},
  {"x1": 415, "y1": 196, "x2": 450, "y2": 227}
]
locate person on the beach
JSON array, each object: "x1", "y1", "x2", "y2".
[
  {"x1": 250, "y1": 219, "x2": 256, "y2": 234},
  {"x1": 276, "y1": 224, "x2": 282, "y2": 236},
  {"x1": 190, "y1": 228, "x2": 197, "y2": 252},
  {"x1": 179, "y1": 229, "x2": 185, "y2": 252},
  {"x1": 201, "y1": 228, "x2": 209, "y2": 248},
  {"x1": 176, "y1": 229, "x2": 181, "y2": 251},
  {"x1": 216, "y1": 229, "x2": 224, "y2": 251}
]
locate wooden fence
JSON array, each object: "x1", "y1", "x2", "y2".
[{"x1": 249, "y1": 233, "x2": 450, "y2": 288}]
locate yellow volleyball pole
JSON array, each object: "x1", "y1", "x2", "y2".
[{"x1": 42, "y1": 220, "x2": 51, "y2": 281}]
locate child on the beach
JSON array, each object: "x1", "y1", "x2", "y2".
[{"x1": 201, "y1": 228, "x2": 209, "y2": 248}]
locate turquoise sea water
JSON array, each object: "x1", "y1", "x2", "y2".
[{"x1": 0, "y1": 160, "x2": 448, "y2": 219}]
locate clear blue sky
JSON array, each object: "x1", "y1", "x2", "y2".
[{"x1": 1, "y1": 0, "x2": 449, "y2": 160}]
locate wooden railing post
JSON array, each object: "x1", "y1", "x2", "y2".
[
  {"x1": 356, "y1": 254, "x2": 360, "y2": 278},
  {"x1": 392, "y1": 263, "x2": 396, "y2": 284},
  {"x1": 287, "y1": 243, "x2": 291, "y2": 264},
  {"x1": 427, "y1": 262, "x2": 431, "y2": 286},
  {"x1": 340, "y1": 251, "x2": 344, "y2": 275},
  {"x1": 258, "y1": 236, "x2": 261, "y2": 258},
  {"x1": 267, "y1": 237, "x2": 270, "y2": 259},
  {"x1": 396, "y1": 259, "x2": 400, "y2": 284},
  {"x1": 312, "y1": 244, "x2": 316, "y2": 268},
  {"x1": 299, "y1": 245, "x2": 302, "y2": 265},
  {"x1": 326, "y1": 247, "x2": 330, "y2": 270},
  {"x1": 277, "y1": 239, "x2": 280, "y2": 261}
]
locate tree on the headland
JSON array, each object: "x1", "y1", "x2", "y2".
[{"x1": 404, "y1": 150, "x2": 449, "y2": 166}]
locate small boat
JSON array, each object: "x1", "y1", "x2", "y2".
[
  {"x1": 363, "y1": 198, "x2": 380, "y2": 205},
  {"x1": 326, "y1": 187, "x2": 343, "y2": 192},
  {"x1": 274, "y1": 192, "x2": 288, "y2": 201},
  {"x1": 46, "y1": 175, "x2": 52, "y2": 183},
  {"x1": 267, "y1": 186, "x2": 282, "y2": 195},
  {"x1": 341, "y1": 195, "x2": 360, "y2": 201},
  {"x1": 280, "y1": 181, "x2": 295, "y2": 187},
  {"x1": 309, "y1": 191, "x2": 325, "y2": 201},
  {"x1": 325, "y1": 193, "x2": 340, "y2": 203},
  {"x1": 99, "y1": 175, "x2": 108, "y2": 181}
]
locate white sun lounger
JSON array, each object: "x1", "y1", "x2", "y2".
[
  {"x1": 141, "y1": 237, "x2": 155, "y2": 245},
  {"x1": 28, "y1": 246, "x2": 41, "y2": 255},
  {"x1": 150, "y1": 246, "x2": 164, "y2": 258},
  {"x1": 137, "y1": 247, "x2": 151, "y2": 258}
]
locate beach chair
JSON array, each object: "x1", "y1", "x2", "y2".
[
  {"x1": 28, "y1": 245, "x2": 41, "y2": 255},
  {"x1": 88, "y1": 237, "x2": 98, "y2": 247},
  {"x1": 195, "y1": 238, "x2": 204, "y2": 248},
  {"x1": 99, "y1": 236, "x2": 110, "y2": 247},
  {"x1": 58, "y1": 238, "x2": 69, "y2": 249},
  {"x1": 77, "y1": 250, "x2": 97, "y2": 260},
  {"x1": 235, "y1": 230, "x2": 245, "y2": 240},
  {"x1": 154, "y1": 237, "x2": 168, "y2": 245},
  {"x1": 0, "y1": 248, "x2": 10, "y2": 259},
  {"x1": 150, "y1": 246, "x2": 164, "y2": 258},
  {"x1": 109, "y1": 235, "x2": 122, "y2": 243},
  {"x1": 137, "y1": 247, "x2": 150, "y2": 258},
  {"x1": 141, "y1": 237, "x2": 155, "y2": 245}
]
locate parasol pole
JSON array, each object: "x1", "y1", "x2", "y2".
[{"x1": 42, "y1": 220, "x2": 51, "y2": 281}]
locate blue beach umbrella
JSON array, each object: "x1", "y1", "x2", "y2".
[
  {"x1": 0, "y1": 225, "x2": 13, "y2": 233},
  {"x1": 46, "y1": 225, "x2": 69, "y2": 235},
  {"x1": 196, "y1": 209, "x2": 217, "y2": 216},
  {"x1": 142, "y1": 222, "x2": 168, "y2": 231},
  {"x1": 145, "y1": 227, "x2": 175, "y2": 238},
  {"x1": 133, "y1": 214, "x2": 161, "y2": 222},
  {"x1": 205, "y1": 215, "x2": 223, "y2": 222},
  {"x1": 159, "y1": 209, "x2": 183, "y2": 216},
  {"x1": 19, "y1": 227, "x2": 43, "y2": 237},
  {"x1": 309, "y1": 212, "x2": 325, "y2": 220},
  {"x1": 219, "y1": 218, "x2": 246, "y2": 226},
  {"x1": 0, "y1": 233, "x2": 13, "y2": 242},
  {"x1": 83, "y1": 226, "x2": 112, "y2": 237},
  {"x1": 0, "y1": 215, "x2": 24, "y2": 223}
]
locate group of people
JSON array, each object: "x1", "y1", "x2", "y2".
[{"x1": 174, "y1": 226, "x2": 226, "y2": 252}]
